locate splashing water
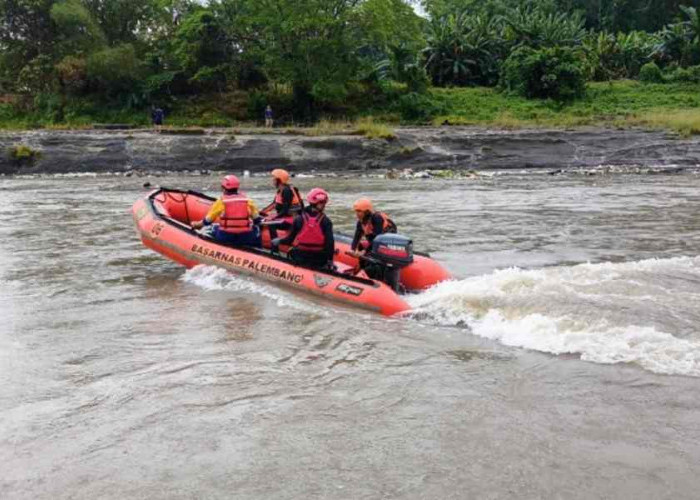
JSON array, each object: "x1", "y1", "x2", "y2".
[
  {"x1": 180, "y1": 265, "x2": 326, "y2": 315},
  {"x1": 407, "y1": 257, "x2": 700, "y2": 377}
]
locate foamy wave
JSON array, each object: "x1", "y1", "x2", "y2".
[
  {"x1": 407, "y1": 256, "x2": 700, "y2": 377},
  {"x1": 181, "y1": 265, "x2": 324, "y2": 314}
]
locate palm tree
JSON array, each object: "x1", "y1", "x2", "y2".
[{"x1": 680, "y1": 5, "x2": 700, "y2": 45}]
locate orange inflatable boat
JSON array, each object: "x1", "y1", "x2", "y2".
[{"x1": 132, "y1": 188, "x2": 451, "y2": 316}]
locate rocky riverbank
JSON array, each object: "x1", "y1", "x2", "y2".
[{"x1": 2, "y1": 126, "x2": 700, "y2": 175}]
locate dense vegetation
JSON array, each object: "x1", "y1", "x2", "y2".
[{"x1": 2, "y1": 0, "x2": 700, "y2": 129}]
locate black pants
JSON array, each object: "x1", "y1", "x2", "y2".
[
  {"x1": 268, "y1": 220, "x2": 293, "y2": 239},
  {"x1": 289, "y1": 248, "x2": 332, "y2": 270},
  {"x1": 362, "y1": 260, "x2": 384, "y2": 281}
]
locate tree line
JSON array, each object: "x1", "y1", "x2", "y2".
[{"x1": 1, "y1": 0, "x2": 700, "y2": 123}]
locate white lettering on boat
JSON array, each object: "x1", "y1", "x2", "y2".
[{"x1": 190, "y1": 244, "x2": 303, "y2": 284}]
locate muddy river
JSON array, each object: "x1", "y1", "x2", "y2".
[{"x1": 2, "y1": 170, "x2": 700, "y2": 499}]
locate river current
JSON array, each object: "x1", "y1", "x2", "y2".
[{"x1": 2, "y1": 170, "x2": 700, "y2": 499}]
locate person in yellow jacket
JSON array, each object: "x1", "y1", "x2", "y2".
[{"x1": 191, "y1": 175, "x2": 262, "y2": 247}]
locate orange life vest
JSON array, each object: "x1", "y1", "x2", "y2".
[
  {"x1": 274, "y1": 184, "x2": 303, "y2": 213},
  {"x1": 361, "y1": 212, "x2": 396, "y2": 237},
  {"x1": 219, "y1": 193, "x2": 253, "y2": 234},
  {"x1": 293, "y1": 212, "x2": 326, "y2": 251}
]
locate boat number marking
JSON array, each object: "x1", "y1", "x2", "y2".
[{"x1": 151, "y1": 222, "x2": 164, "y2": 237}]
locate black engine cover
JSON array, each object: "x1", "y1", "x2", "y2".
[{"x1": 369, "y1": 234, "x2": 414, "y2": 268}]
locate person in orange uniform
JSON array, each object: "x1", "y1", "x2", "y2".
[
  {"x1": 261, "y1": 169, "x2": 303, "y2": 222},
  {"x1": 191, "y1": 175, "x2": 261, "y2": 247},
  {"x1": 261, "y1": 168, "x2": 304, "y2": 238},
  {"x1": 350, "y1": 198, "x2": 397, "y2": 253},
  {"x1": 271, "y1": 188, "x2": 334, "y2": 270}
]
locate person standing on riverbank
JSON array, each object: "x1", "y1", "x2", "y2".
[
  {"x1": 151, "y1": 106, "x2": 164, "y2": 132},
  {"x1": 264, "y1": 105, "x2": 273, "y2": 128}
]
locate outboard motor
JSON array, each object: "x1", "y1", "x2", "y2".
[{"x1": 365, "y1": 234, "x2": 414, "y2": 292}]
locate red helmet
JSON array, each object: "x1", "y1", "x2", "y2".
[
  {"x1": 306, "y1": 187, "x2": 329, "y2": 205},
  {"x1": 221, "y1": 175, "x2": 240, "y2": 190}
]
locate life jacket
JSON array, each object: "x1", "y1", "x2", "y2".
[
  {"x1": 361, "y1": 212, "x2": 396, "y2": 237},
  {"x1": 293, "y1": 212, "x2": 326, "y2": 252},
  {"x1": 219, "y1": 193, "x2": 253, "y2": 234},
  {"x1": 274, "y1": 185, "x2": 303, "y2": 214}
]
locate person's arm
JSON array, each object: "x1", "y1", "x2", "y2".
[
  {"x1": 259, "y1": 199, "x2": 275, "y2": 217},
  {"x1": 351, "y1": 221, "x2": 363, "y2": 251},
  {"x1": 247, "y1": 199, "x2": 259, "y2": 219},
  {"x1": 248, "y1": 199, "x2": 262, "y2": 224},
  {"x1": 192, "y1": 199, "x2": 223, "y2": 229},
  {"x1": 204, "y1": 199, "x2": 224, "y2": 224},
  {"x1": 276, "y1": 186, "x2": 293, "y2": 217},
  {"x1": 277, "y1": 215, "x2": 302, "y2": 246},
  {"x1": 322, "y1": 217, "x2": 334, "y2": 261}
]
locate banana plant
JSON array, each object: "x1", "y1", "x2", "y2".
[{"x1": 423, "y1": 12, "x2": 504, "y2": 86}]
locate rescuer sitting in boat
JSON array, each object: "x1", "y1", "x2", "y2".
[
  {"x1": 271, "y1": 188, "x2": 335, "y2": 270},
  {"x1": 191, "y1": 175, "x2": 262, "y2": 247},
  {"x1": 350, "y1": 198, "x2": 397, "y2": 253},
  {"x1": 260, "y1": 168, "x2": 303, "y2": 238}
]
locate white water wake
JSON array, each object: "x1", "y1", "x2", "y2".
[
  {"x1": 181, "y1": 265, "x2": 325, "y2": 315},
  {"x1": 407, "y1": 257, "x2": 700, "y2": 377}
]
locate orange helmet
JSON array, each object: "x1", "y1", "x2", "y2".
[
  {"x1": 353, "y1": 198, "x2": 373, "y2": 212},
  {"x1": 271, "y1": 168, "x2": 290, "y2": 184},
  {"x1": 221, "y1": 174, "x2": 240, "y2": 190}
]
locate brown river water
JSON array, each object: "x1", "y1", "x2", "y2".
[{"x1": 2, "y1": 170, "x2": 700, "y2": 499}]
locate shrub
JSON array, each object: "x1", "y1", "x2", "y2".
[
  {"x1": 395, "y1": 92, "x2": 445, "y2": 122},
  {"x1": 403, "y1": 65, "x2": 430, "y2": 93},
  {"x1": 666, "y1": 65, "x2": 700, "y2": 83},
  {"x1": 8, "y1": 144, "x2": 41, "y2": 164},
  {"x1": 639, "y1": 62, "x2": 664, "y2": 83},
  {"x1": 33, "y1": 93, "x2": 64, "y2": 122},
  {"x1": 354, "y1": 118, "x2": 396, "y2": 140},
  {"x1": 500, "y1": 46, "x2": 587, "y2": 100}
]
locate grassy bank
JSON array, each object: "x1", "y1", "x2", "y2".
[
  {"x1": 423, "y1": 81, "x2": 700, "y2": 135},
  {"x1": 2, "y1": 81, "x2": 700, "y2": 136}
]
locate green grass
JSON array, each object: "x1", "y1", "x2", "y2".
[
  {"x1": 426, "y1": 81, "x2": 700, "y2": 133},
  {"x1": 353, "y1": 117, "x2": 397, "y2": 140},
  {"x1": 3, "y1": 81, "x2": 700, "y2": 135}
]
